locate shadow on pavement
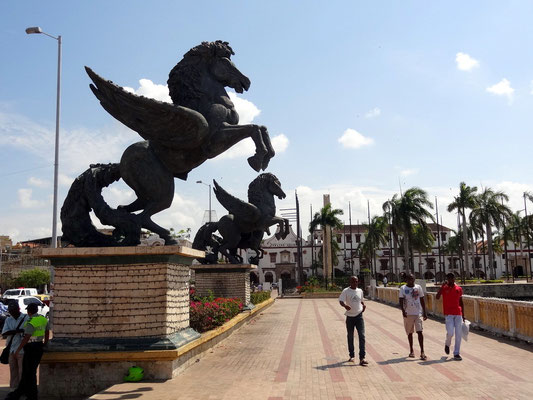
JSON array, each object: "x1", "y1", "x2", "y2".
[{"x1": 315, "y1": 359, "x2": 358, "y2": 371}]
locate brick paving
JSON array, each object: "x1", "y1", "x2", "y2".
[
  {"x1": 89, "y1": 298, "x2": 533, "y2": 400},
  {"x1": 0, "y1": 298, "x2": 530, "y2": 399}
]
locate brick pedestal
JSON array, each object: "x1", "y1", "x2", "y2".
[
  {"x1": 33, "y1": 245, "x2": 203, "y2": 398},
  {"x1": 191, "y1": 264, "x2": 257, "y2": 306}
]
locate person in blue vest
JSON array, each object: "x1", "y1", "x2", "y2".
[{"x1": 5, "y1": 303, "x2": 49, "y2": 400}]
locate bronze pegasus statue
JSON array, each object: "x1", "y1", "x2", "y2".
[{"x1": 61, "y1": 41, "x2": 275, "y2": 247}]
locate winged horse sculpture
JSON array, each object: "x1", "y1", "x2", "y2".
[
  {"x1": 193, "y1": 173, "x2": 289, "y2": 264},
  {"x1": 61, "y1": 41, "x2": 275, "y2": 246}
]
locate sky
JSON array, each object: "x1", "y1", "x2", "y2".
[{"x1": 1, "y1": 1, "x2": 533, "y2": 244}]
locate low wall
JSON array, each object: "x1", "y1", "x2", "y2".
[
  {"x1": 425, "y1": 283, "x2": 533, "y2": 300},
  {"x1": 375, "y1": 287, "x2": 533, "y2": 342}
]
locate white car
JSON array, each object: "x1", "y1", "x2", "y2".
[
  {"x1": 2, "y1": 288, "x2": 38, "y2": 302},
  {"x1": 7, "y1": 296, "x2": 49, "y2": 318}
]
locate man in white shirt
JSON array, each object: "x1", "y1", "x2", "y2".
[
  {"x1": 399, "y1": 274, "x2": 427, "y2": 360},
  {"x1": 338, "y1": 276, "x2": 368, "y2": 365},
  {"x1": 1, "y1": 302, "x2": 28, "y2": 388}
]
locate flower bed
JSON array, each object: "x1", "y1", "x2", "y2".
[{"x1": 190, "y1": 290, "x2": 243, "y2": 333}]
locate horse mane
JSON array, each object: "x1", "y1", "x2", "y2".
[
  {"x1": 248, "y1": 173, "x2": 276, "y2": 206},
  {"x1": 167, "y1": 41, "x2": 234, "y2": 110}
]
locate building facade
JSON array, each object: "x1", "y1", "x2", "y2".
[{"x1": 249, "y1": 223, "x2": 516, "y2": 286}]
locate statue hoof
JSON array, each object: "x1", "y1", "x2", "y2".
[
  {"x1": 247, "y1": 155, "x2": 262, "y2": 172},
  {"x1": 261, "y1": 156, "x2": 271, "y2": 170}
]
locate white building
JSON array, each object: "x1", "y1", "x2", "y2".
[{"x1": 249, "y1": 223, "x2": 516, "y2": 287}]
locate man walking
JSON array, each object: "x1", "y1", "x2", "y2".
[
  {"x1": 6, "y1": 303, "x2": 50, "y2": 400},
  {"x1": 339, "y1": 276, "x2": 368, "y2": 365},
  {"x1": 399, "y1": 274, "x2": 427, "y2": 360},
  {"x1": 1, "y1": 303, "x2": 28, "y2": 388},
  {"x1": 436, "y1": 273, "x2": 465, "y2": 360}
]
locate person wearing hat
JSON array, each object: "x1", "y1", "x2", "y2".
[
  {"x1": 5, "y1": 303, "x2": 49, "y2": 400},
  {"x1": 1, "y1": 302, "x2": 28, "y2": 388}
]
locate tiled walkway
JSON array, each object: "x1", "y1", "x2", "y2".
[{"x1": 87, "y1": 298, "x2": 533, "y2": 399}]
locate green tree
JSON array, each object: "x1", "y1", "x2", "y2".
[
  {"x1": 14, "y1": 268, "x2": 50, "y2": 288},
  {"x1": 448, "y1": 182, "x2": 478, "y2": 278},
  {"x1": 411, "y1": 224, "x2": 435, "y2": 278},
  {"x1": 361, "y1": 215, "x2": 389, "y2": 278},
  {"x1": 309, "y1": 203, "x2": 344, "y2": 285},
  {"x1": 470, "y1": 188, "x2": 512, "y2": 279},
  {"x1": 383, "y1": 196, "x2": 401, "y2": 280},
  {"x1": 384, "y1": 188, "x2": 434, "y2": 273}
]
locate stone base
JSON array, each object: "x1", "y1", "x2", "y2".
[
  {"x1": 33, "y1": 245, "x2": 203, "y2": 399},
  {"x1": 191, "y1": 264, "x2": 257, "y2": 305}
]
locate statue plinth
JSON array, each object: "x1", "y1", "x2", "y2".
[
  {"x1": 34, "y1": 245, "x2": 203, "y2": 398},
  {"x1": 190, "y1": 264, "x2": 257, "y2": 307}
]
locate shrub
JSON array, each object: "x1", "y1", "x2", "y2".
[
  {"x1": 250, "y1": 291, "x2": 271, "y2": 305},
  {"x1": 189, "y1": 295, "x2": 243, "y2": 333}
]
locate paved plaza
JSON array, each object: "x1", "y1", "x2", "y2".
[{"x1": 85, "y1": 298, "x2": 533, "y2": 400}]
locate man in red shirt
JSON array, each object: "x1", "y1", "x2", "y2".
[{"x1": 436, "y1": 273, "x2": 465, "y2": 360}]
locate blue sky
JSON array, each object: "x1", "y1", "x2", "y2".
[{"x1": 1, "y1": 1, "x2": 533, "y2": 243}]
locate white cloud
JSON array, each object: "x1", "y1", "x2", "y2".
[
  {"x1": 123, "y1": 79, "x2": 172, "y2": 103},
  {"x1": 365, "y1": 107, "x2": 381, "y2": 118},
  {"x1": 455, "y1": 52, "x2": 480, "y2": 71},
  {"x1": 215, "y1": 134, "x2": 289, "y2": 160},
  {"x1": 28, "y1": 177, "x2": 49, "y2": 188},
  {"x1": 486, "y1": 78, "x2": 514, "y2": 101},
  {"x1": 338, "y1": 128, "x2": 374, "y2": 149},
  {"x1": 17, "y1": 188, "x2": 44, "y2": 209},
  {"x1": 228, "y1": 92, "x2": 261, "y2": 124},
  {"x1": 400, "y1": 168, "x2": 419, "y2": 176}
]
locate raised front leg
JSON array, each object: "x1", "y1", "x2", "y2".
[{"x1": 206, "y1": 123, "x2": 269, "y2": 172}]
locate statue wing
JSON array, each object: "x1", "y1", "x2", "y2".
[
  {"x1": 213, "y1": 180, "x2": 261, "y2": 222},
  {"x1": 85, "y1": 67, "x2": 208, "y2": 149}
]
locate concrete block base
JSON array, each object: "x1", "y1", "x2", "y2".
[{"x1": 191, "y1": 264, "x2": 257, "y2": 305}]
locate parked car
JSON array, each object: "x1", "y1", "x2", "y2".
[
  {"x1": 34, "y1": 294, "x2": 51, "y2": 307},
  {"x1": 6, "y1": 296, "x2": 49, "y2": 318},
  {"x1": 1, "y1": 288, "x2": 38, "y2": 303}
]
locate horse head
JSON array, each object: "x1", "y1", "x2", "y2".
[
  {"x1": 248, "y1": 173, "x2": 286, "y2": 205},
  {"x1": 168, "y1": 40, "x2": 250, "y2": 107}
]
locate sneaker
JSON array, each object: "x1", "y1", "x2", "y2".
[
  {"x1": 359, "y1": 359, "x2": 369, "y2": 366},
  {"x1": 348, "y1": 357, "x2": 355, "y2": 362},
  {"x1": 444, "y1": 345, "x2": 450, "y2": 355},
  {"x1": 453, "y1": 354, "x2": 462, "y2": 361}
]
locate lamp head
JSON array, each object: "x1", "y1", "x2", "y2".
[{"x1": 25, "y1": 27, "x2": 43, "y2": 34}]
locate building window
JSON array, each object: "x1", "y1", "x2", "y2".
[
  {"x1": 336, "y1": 234, "x2": 342, "y2": 243},
  {"x1": 270, "y1": 253, "x2": 277, "y2": 263},
  {"x1": 281, "y1": 251, "x2": 290, "y2": 263},
  {"x1": 293, "y1": 252, "x2": 298, "y2": 263},
  {"x1": 379, "y1": 259, "x2": 389, "y2": 270},
  {"x1": 345, "y1": 234, "x2": 352, "y2": 243},
  {"x1": 355, "y1": 234, "x2": 361, "y2": 243},
  {"x1": 441, "y1": 232, "x2": 447, "y2": 241},
  {"x1": 425, "y1": 258, "x2": 436, "y2": 269}
]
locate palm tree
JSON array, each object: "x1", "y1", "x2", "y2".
[
  {"x1": 383, "y1": 196, "x2": 402, "y2": 280},
  {"x1": 411, "y1": 224, "x2": 435, "y2": 278},
  {"x1": 470, "y1": 188, "x2": 512, "y2": 279},
  {"x1": 393, "y1": 187, "x2": 434, "y2": 273},
  {"x1": 447, "y1": 182, "x2": 478, "y2": 278},
  {"x1": 441, "y1": 233, "x2": 461, "y2": 273},
  {"x1": 309, "y1": 203, "x2": 344, "y2": 286},
  {"x1": 361, "y1": 215, "x2": 389, "y2": 278}
]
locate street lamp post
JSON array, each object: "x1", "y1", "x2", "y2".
[
  {"x1": 26, "y1": 26, "x2": 62, "y2": 249},
  {"x1": 196, "y1": 180, "x2": 212, "y2": 223}
]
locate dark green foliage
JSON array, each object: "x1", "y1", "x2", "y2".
[{"x1": 250, "y1": 291, "x2": 271, "y2": 305}]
